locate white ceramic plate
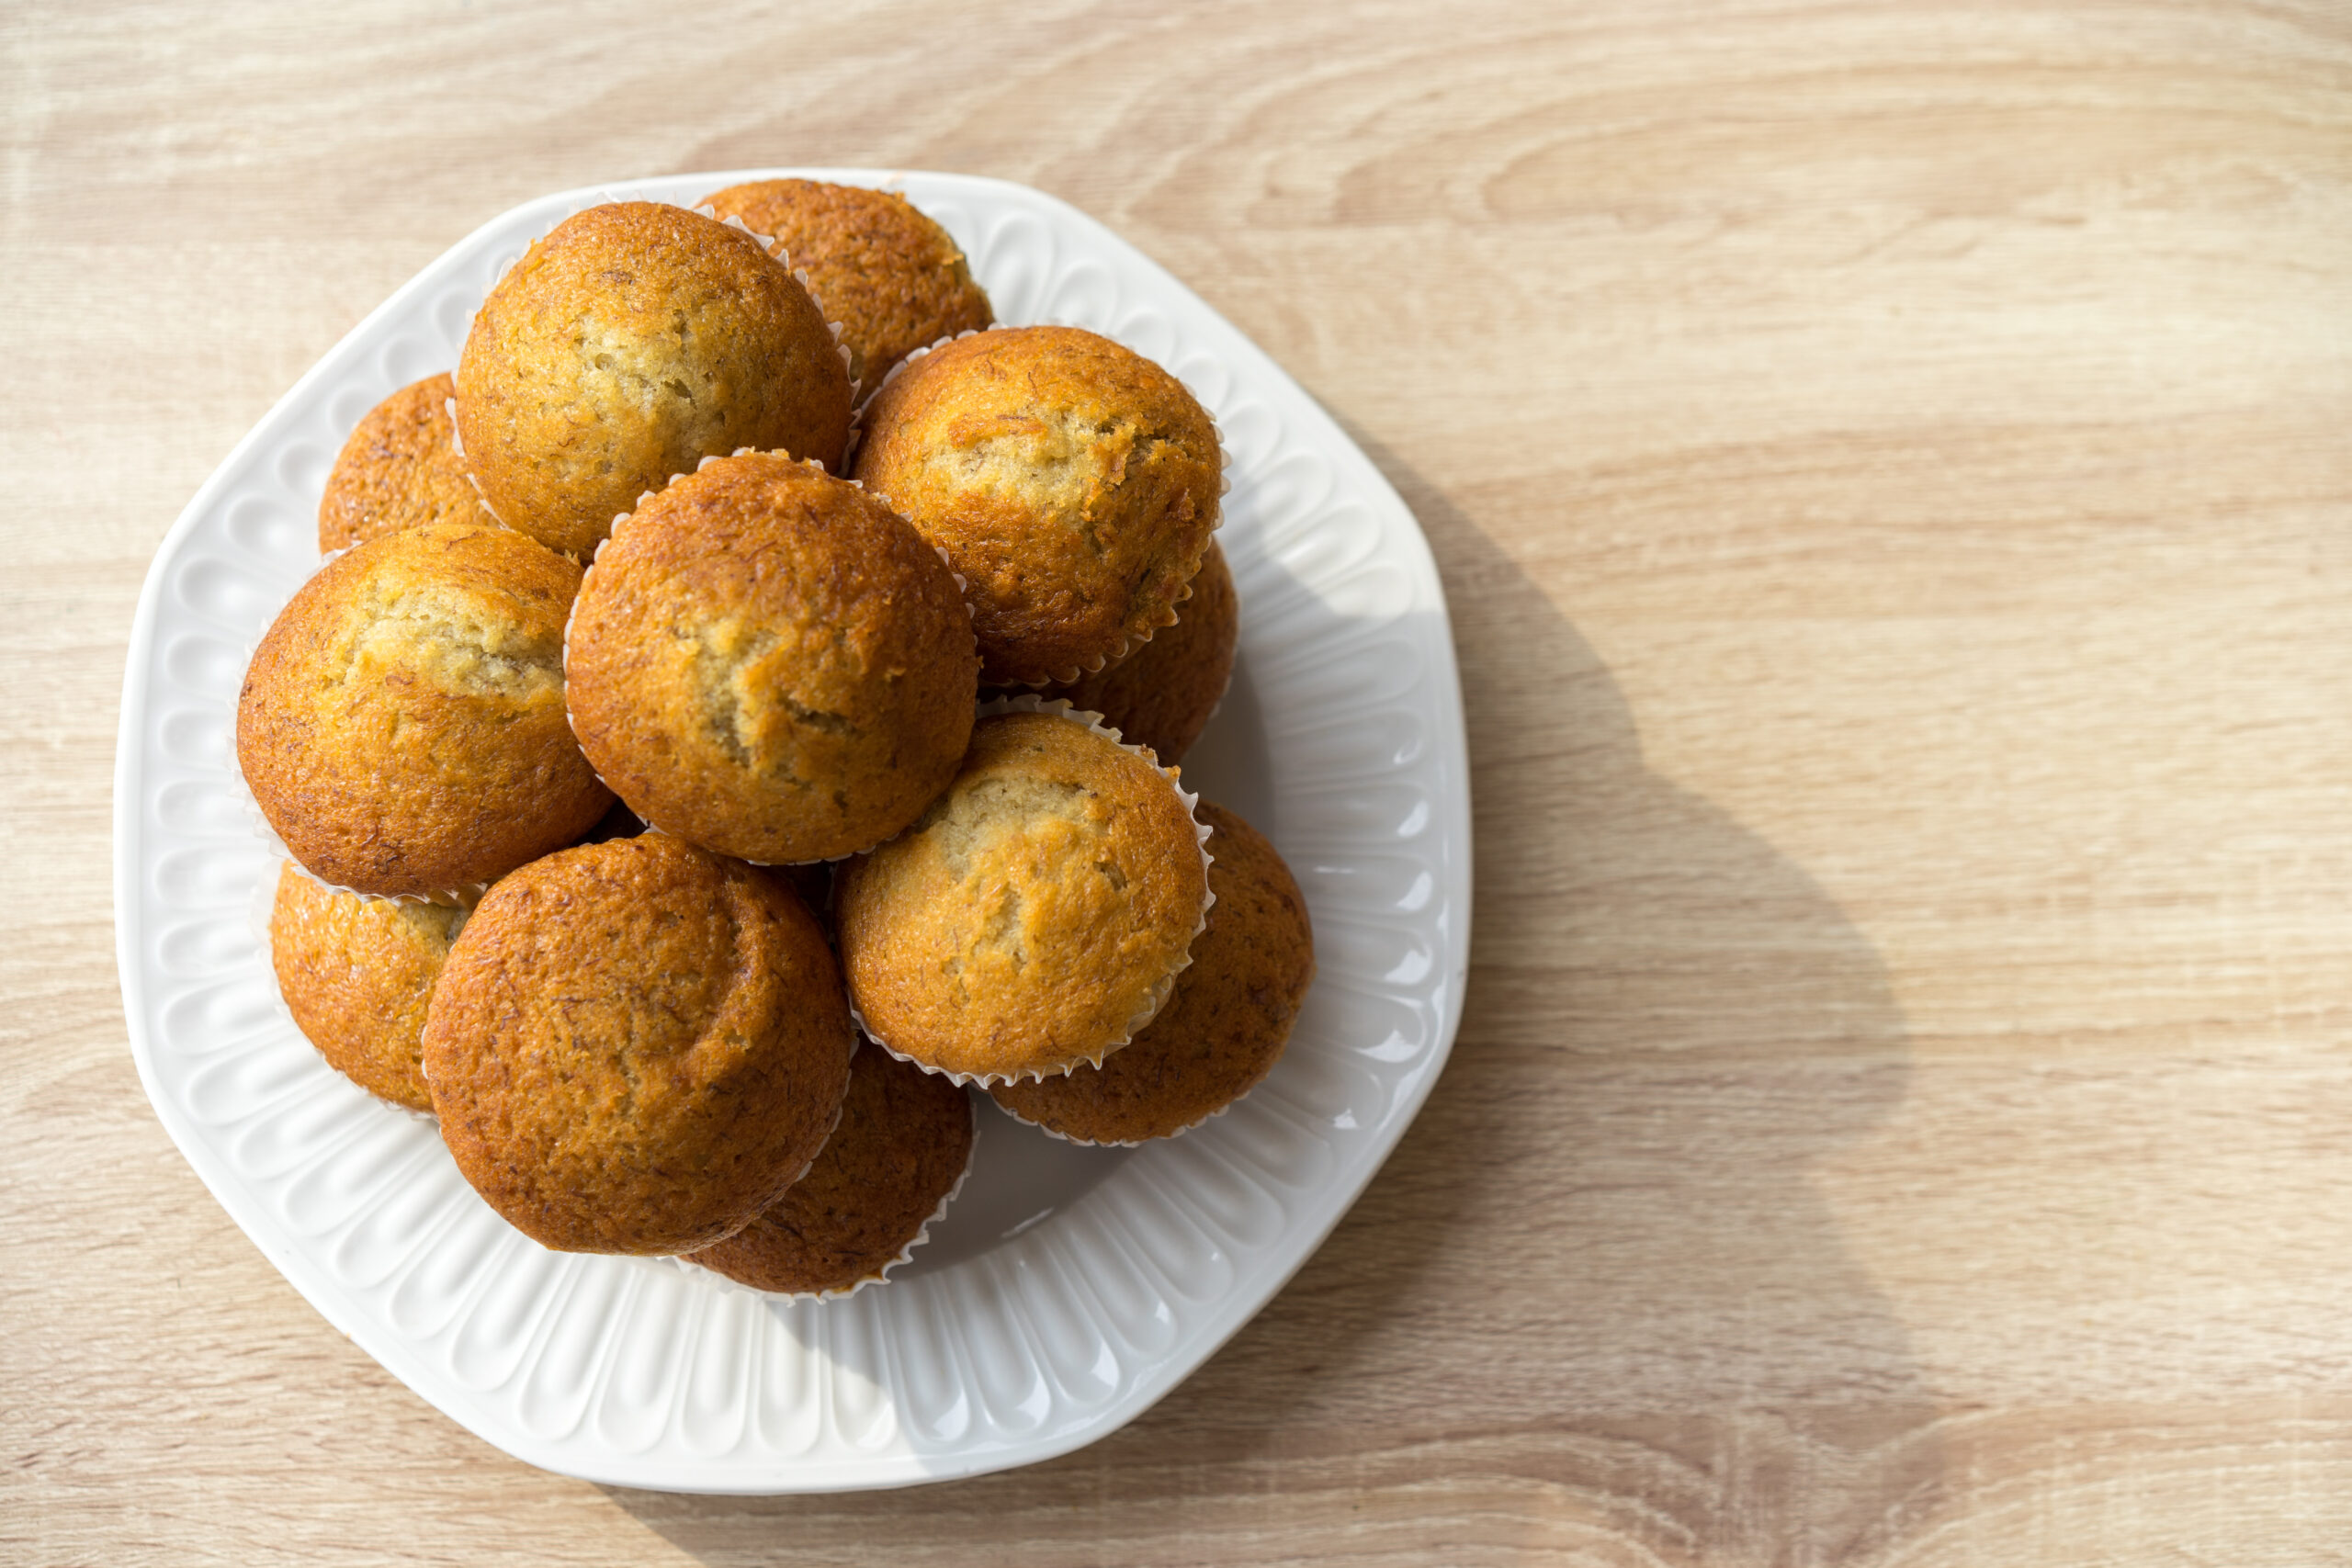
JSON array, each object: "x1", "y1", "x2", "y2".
[{"x1": 113, "y1": 170, "x2": 1471, "y2": 1493}]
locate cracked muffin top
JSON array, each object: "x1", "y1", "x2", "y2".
[
  {"x1": 687, "y1": 1040, "x2": 972, "y2": 1295},
  {"x1": 316, "y1": 372, "x2": 483, "y2": 552},
  {"x1": 988, "y1": 801, "x2": 1312, "y2": 1144},
  {"x1": 852, "y1": 325, "x2": 1221, "y2": 686},
  {"x1": 235, "y1": 520, "x2": 612, "y2": 897},
  {"x1": 835, "y1": 708, "x2": 1211, "y2": 1084},
  {"x1": 563, "y1": 453, "x2": 977, "y2": 864},
  {"x1": 423, "y1": 833, "x2": 855, "y2": 1256},
  {"x1": 699, "y1": 178, "x2": 993, "y2": 397},
  {"x1": 455, "y1": 201, "x2": 854, "y2": 558},
  {"x1": 268, "y1": 862, "x2": 467, "y2": 1112}
]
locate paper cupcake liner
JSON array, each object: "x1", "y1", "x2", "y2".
[
  {"x1": 857, "y1": 324, "x2": 1227, "y2": 687},
  {"x1": 671, "y1": 1088, "x2": 977, "y2": 1303},
  {"x1": 845, "y1": 695, "x2": 1216, "y2": 1089},
  {"x1": 560, "y1": 452, "x2": 982, "y2": 869}
]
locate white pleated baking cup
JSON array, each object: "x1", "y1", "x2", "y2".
[
  {"x1": 673, "y1": 1089, "x2": 978, "y2": 1303},
  {"x1": 843, "y1": 694, "x2": 1216, "y2": 1090},
  {"x1": 856, "y1": 322, "x2": 1227, "y2": 687},
  {"x1": 560, "y1": 452, "x2": 982, "y2": 869}
]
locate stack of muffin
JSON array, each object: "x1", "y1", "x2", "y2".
[{"x1": 241, "y1": 182, "x2": 1315, "y2": 1298}]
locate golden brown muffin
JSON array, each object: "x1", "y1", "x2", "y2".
[
  {"x1": 267, "y1": 862, "x2": 465, "y2": 1112},
  {"x1": 989, "y1": 802, "x2": 1313, "y2": 1144},
  {"x1": 853, "y1": 326, "x2": 1221, "y2": 686},
  {"x1": 455, "y1": 202, "x2": 853, "y2": 558},
  {"x1": 687, "y1": 1041, "x2": 972, "y2": 1294},
  {"x1": 1032, "y1": 538, "x2": 1236, "y2": 764},
  {"x1": 422, "y1": 835, "x2": 854, "y2": 1256},
  {"x1": 236, "y1": 521, "x2": 612, "y2": 898},
  {"x1": 316, "y1": 373, "x2": 482, "y2": 552},
  {"x1": 700, "y1": 179, "x2": 992, "y2": 396},
  {"x1": 836, "y1": 709, "x2": 1210, "y2": 1083},
  {"x1": 564, "y1": 454, "x2": 978, "y2": 864}
]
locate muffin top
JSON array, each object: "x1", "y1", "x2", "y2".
[
  {"x1": 989, "y1": 802, "x2": 1312, "y2": 1144},
  {"x1": 688, "y1": 1040, "x2": 972, "y2": 1295},
  {"x1": 836, "y1": 708, "x2": 1211, "y2": 1083},
  {"x1": 317, "y1": 372, "x2": 482, "y2": 552},
  {"x1": 235, "y1": 521, "x2": 612, "y2": 898},
  {"x1": 268, "y1": 862, "x2": 467, "y2": 1112},
  {"x1": 455, "y1": 201, "x2": 853, "y2": 558},
  {"x1": 701, "y1": 179, "x2": 992, "y2": 396},
  {"x1": 564, "y1": 454, "x2": 978, "y2": 864},
  {"x1": 1033, "y1": 537, "x2": 1237, "y2": 765},
  {"x1": 853, "y1": 326, "x2": 1221, "y2": 686},
  {"x1": 422, "y1": 835, "x2": 854, "y2": 1256}
]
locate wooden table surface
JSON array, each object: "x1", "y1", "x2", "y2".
[{"x1": 8, "y1": 2, "x2": 2351, "y2": 1562}]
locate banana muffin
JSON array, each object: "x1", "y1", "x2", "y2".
[
  {"x1": 455, "y1": 201, "x2": 854, "y2": 558},
  {"x1": 423, "y1": 835, "x2": 854, "y2": 1256},
  {"x1": 700, "y1": 179, "x2": 992, "y2": 396},
  {"x1": 564, "y1": 453, "x2": 978, "y2": 864},
  {"x1": 853, "y1": 326, "x2": 1221, "y2": 686},
  {"x1": 1029, "y1": 538, "x2": 1237, "y2": 764},
  {"x1": 688, "y1": 1040, "x2": 973, "y2": 1295},
  {"x1": 989, "y1": 802, "x2": 1313, "y2": 1144},
  {"x1": 316, "y1": 372, "x2": 482, "y2": 552},
  {"x1": 236, "y1": 521, "x2": 611, "y2": 898},
  {"x1": 835, "y1": 707, "x2": 1211, "y2": 1084},
  {"x1": 267, "y1": 862, "x2": 466, "y2": 1112}
]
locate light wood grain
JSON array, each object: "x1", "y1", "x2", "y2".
[{"x1": 6, "y1": 1, "x2": 2352, "y2": 1562}]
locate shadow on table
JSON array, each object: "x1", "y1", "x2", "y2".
[{"x1": 607, "y1": 436, "x2": 1947, "y2": 1562}]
